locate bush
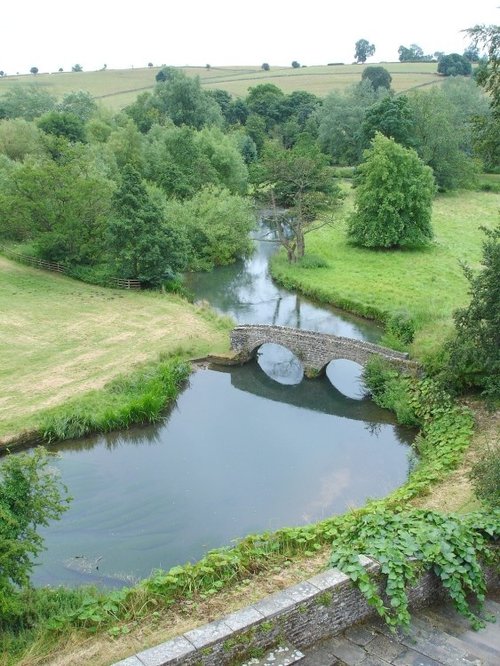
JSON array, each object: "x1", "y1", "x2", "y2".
[{"x1": 469, "y1": 445, "x2": 500, "y2": 508}]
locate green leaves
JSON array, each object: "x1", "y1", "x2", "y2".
[{"x1": 328, "y1": 507, "x2": 499, "y2": 630}]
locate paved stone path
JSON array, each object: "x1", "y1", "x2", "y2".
[
  {"x1": 302, "y1": 595, "x2": 500, "y2": 666},
  {"x1": 245, "y1": 594, "x2": 500, "y2": 666}
]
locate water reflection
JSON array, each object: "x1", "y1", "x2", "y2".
[
  {"x1": 185, "y1": 223, "x2": 382, "y2": 341},
  {"x1": 33, "y1": 365, "x2": 414, "y2": 588}
]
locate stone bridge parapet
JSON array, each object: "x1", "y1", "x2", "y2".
[{"x1": 230, "y1": 324, "x2": 414, "y2": 377}]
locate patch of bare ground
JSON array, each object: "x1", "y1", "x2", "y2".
[
  {"x1": 16, "y1": 551, "x2": 330, "y2": 666},
  {"x1": 413, "y1": 400, "x2": 499, "y2": 513}
]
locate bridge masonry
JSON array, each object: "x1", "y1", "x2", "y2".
[{"x1": 230, "y1": 324, "x2": 415, "y2": 377}]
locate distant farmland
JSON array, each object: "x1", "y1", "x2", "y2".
[{"x1": 0, "y1": 62, "x2": 442, "y2": 110}]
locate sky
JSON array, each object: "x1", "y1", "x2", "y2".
[{"x1": 2, "y1": 1, "x2": 499, "y2": 74}]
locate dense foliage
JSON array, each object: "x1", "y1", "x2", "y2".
[
  {"x1": 438, "y1": 53, "x2": 472, "y2": 77},
  {"x1": 446, "y1": 224, "x2": 500, "y2": 399},
  {"x1": 348, "y1": 134, "x2": 435, "y2": 248},
  {"x1": 328, "y1": 508, "x2": 499, "y2": 630},
  {"x1": 0, "y1": 448, "x2": 70, "y2": 626}
]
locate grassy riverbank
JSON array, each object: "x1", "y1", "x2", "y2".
[
  {"x1": 270, "y1": 187, "x2": 500, "y2": 366},
  {"x1": 0, "y1": 256, "x2": 232, "y2": 444}
]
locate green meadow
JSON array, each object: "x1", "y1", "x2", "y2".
[
  {"x1": 270, "y1": 186, "x2": 500, "y2": 364},
  {"x1": 0, "y1": 256, "x2": 231, "y2": 443}
]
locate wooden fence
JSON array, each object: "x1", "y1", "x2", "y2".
[{"x1": 0, "y1": 247, "x2": 142, "y2": 290}]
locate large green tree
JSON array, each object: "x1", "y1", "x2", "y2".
[
  {"x1": 0, "y1": 448, "x2": 70, "y2": 624},
  {"x1": 348, "y1": 133, "x2": 435, "y2": 248},
  {"x1": 446, "y1": 224, "x2": 500, "y2": 399},
  {"x1": 107, "y1": 165, "x2": 188, "y2": 285}
]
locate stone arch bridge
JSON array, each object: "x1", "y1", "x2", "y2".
[{"x1": 230, "y1": 325, "x2": 414, "y2": 377}]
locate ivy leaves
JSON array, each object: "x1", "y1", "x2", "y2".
[{"x1": 328, "y1": 507, "x2": 499, "y2": 630}]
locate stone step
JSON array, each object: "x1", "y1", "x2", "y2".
[{"x1": 240, "y1": 642, "x2": 305, "y2": 666}]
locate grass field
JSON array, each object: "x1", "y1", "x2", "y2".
[
  {"x1": 0, "y1": 257, "x2": 231, "y2": 442},
  {"x1": 270, "y1": 187, "x2": 500, "y2": 364},
  {"x1": 0, "y1": 62, "x2": 442, "y2": 110}
]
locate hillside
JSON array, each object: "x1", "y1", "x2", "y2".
[{"x1": 0, "y1": 62, "x2": 442, "y2": 110}]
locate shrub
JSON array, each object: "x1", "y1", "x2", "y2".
[{"x1": 469, "y1": 444, "x2": 500, "y2": 508}]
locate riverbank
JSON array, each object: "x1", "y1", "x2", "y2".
[
  {"x1": 0, "y1": 256, "x2": 232, "y2": 445},
  {"x1": 269, "y1": 188, "x2": 499, "y2": 366}
]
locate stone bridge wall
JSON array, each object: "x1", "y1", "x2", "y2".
[{"x1": 230, "y1": 324, "x2": 413, "y2": 377}]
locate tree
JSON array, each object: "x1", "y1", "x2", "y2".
[
  {"x1": 0, "y1": 118, "x2": 44, "y2": 161},
  {"x1": 347, "y1": 133, "x2": 435, "y2": 248},
  {"x1": 58, "y1": 67, "x2": 63, "y2": 72},
  {"x1": 0, "y1": 71, "x2": 5, "y2": 77},
  {"x1": 398, "y1": 44, "x2": 433, "y2": 62},
  {"x1": 29, "y1": 66, "x2": 38, "y2": 75},
  {"x1": 463, "y1": 45, "x2": 481, "y2": 63},
  {"x1": 361, "y1": 66, "x2": 392, "y2": 91},
  {"x1": 38, "y1": 111, "x2": 86, "y2": 143},
  {"x1": 0, "y1": 86, "x2": 56, "y2": 121},
  {"x1": 71, "y1": 63, "x2": 83, "y2": 72},
  {"x1": 165, "y1": 186, "x2": 255, "y2": 270},
  {"x1": 151, "y1": 68, "x2": 223, "y2": 129},
  {"x1": 261, "y1": 62, "x2": 270, "y2": 71},
  {"x1": 408, "y1": 86, "x2": 479, "y2": 190},
  {"x1": 107, "y1": 165, "x2": 189, "y2": 285},
  {"x1": 317, "y1": 81, "x2": 386, "y2": 165},
  {"x1": 255, "y1": 137, "x2": 343, "y2": 262},
  {"x1": 362, "y1": 95, "x2": 415, "y2": 148},
  {"x1": 446, "y1": 224, "x2": 500, "y2": 399},
  {"x1": 291, "y1": 61, "x2": 300, "y2": 69},
  {"x1": 437, "y1": 53, "x2": 472, "y2": 77},
  {"x1": 466, "y1": 23, "x2": 500, "y2": 116},
  {"x1": 58, "y1": 90, "x2": 98, "y2": 121},
  {"x1": 246, "y1": 83, "x2": 286, "y2": 130},
  {"x1": 0, "y1": 448, "x2": 70, "y2": 623},
  {"x1": 148, "y1": 62, "x2": 153, "y2": 68},
  {"x1": 354, "y1": 39, "x2": 375, "y2": 64},
  {"x1": 0, "y1": 142, "x2": 114, "y2": 263}
]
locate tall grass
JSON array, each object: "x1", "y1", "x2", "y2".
[{"x1": 40, "y1": 357, "x2": 190, "y2": 443}]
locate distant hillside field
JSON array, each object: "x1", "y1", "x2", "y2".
[{"x1": 0, "y1": 62, "x2": 441, "y2": 110}]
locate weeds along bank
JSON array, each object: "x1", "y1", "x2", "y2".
[{"x1": 270, "y1": 187, "x2": 499, "y2": 369}]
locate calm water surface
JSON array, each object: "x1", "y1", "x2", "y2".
[{"x1": 30, "y1": 228, "x2": 413, "y2": 587}]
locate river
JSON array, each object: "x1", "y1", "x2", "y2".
[{"x1": 31, "y1": 226, "x2": 413, "y2": 588}]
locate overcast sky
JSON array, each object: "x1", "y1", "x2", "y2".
[{"x1": 2, "y1": 1, "x2": 499, "y2": 74}]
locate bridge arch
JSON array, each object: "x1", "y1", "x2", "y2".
[{"x1": 230, "y1": 324, "x2": 413, "y2": 378}]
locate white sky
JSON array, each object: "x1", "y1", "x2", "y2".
[{"x1": 2, "y1": 1, "x2": 499, "y2": 74}]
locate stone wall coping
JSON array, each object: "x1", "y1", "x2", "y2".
[{"x1": 113, "y1": 556, "x2": 380, "y2": 666}]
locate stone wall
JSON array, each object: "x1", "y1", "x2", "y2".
[
  {"x1": 230, "y1": 325, "x2": 414, "y2": 377},
  {"x1": 112, "y1": 557, "x2": 498, "y2": 666}
]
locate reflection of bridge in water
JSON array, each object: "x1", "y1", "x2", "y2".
[
  {"x1": 230, "y1": 325, "x2": 413, "y2": 378},
  {"x1": 216, "y1": 360, "x2": 413, "y2": 435}
]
